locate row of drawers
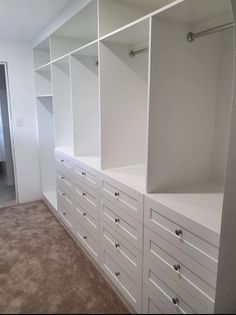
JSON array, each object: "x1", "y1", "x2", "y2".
[{"x1": 55, "y1": 150, "x2": 219, "y2": 314}]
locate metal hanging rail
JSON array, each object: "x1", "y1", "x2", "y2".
[
  {"x1": 129, "y1": 47, "x2": 149, "y2": 58},
  {"x1": 187, "y1": 22, "x2": 234, "y2": 42}
]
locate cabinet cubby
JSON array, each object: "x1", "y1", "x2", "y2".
[
  {"x1": 33, "y1": 37, "x2": 51, "y2": 69},
  {"x1": 70, "y1": 41, "x2": 100, "y2": 159},
  {"x1": 35, "y1": 64, "x2": 52, "y2": 97},
  {"x1": 50, "y1": 1, "x2": 98, "y2": 61},
  {"x1": 52, "y1": 56, "x2": 73, "y2": 148}
]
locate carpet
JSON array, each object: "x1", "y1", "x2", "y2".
[{"x1": 0, "y1": 201, "x2": 129, "y2": 314}]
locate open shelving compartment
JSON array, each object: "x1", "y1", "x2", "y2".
[
  {"x1": 100, "y1": 18, "x2": 151, "y2": 192},
  {"x1": 99, "y1": 0, "x2": 177, "y2": 38},
  {"x1": 52, "y1": 55, "x2": 74, "y2": 150},
  {"x1": 50, "y1": 0, "x2": 98, "y2": 61},
  {"x1": 146, "y1": 0, "x2": 235, "y2": 234},
  {"x1": 37, "y1": 96, "x2": 57, "y2": 210},
  {"x1": 70, "y1": 41, "x2": 101, "y2": 170},
  {"x1": 33, "y1": 37, "x2": 51, "y2": 69},
  {"x1": 35, "y1": 64, "x2": 52, "y2": 97}
]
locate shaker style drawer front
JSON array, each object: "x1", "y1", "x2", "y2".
[
  {"x1": 73, "y1": 200, "x2": 99, "y2": 236},
  {"x1": 74, "y1": 219, "x2": 99, "y2": 262},
  {"x1": 100, "y1": 174, "x2": 143, "y2": 222},
  {"x1": 101, "y1": 220, "x2": 142, "y2": 276},
  {"x1": 55, "y1": 152, "x2": 73, "y2": 176},
  {"x1": 57, "y1": 171, "x2": 73, "y2": 195},
  {"x1": 74, "y1": 181, "x2": 99, "y2": 213},
  {"x1": 100, "y1": 197, "x2": 143, "y2": 251},
  {"x1": 143, "y1": 257, "x2": 210, "y2": 314},
  {"x1": 58, "y1": 201, "x2": 75, "y2": 232},
  {"x1": 144, "y1": 198, "x2": 218, "y2": 273},
  {"x1": 74, "y1": 160, "x2": 98, "y2": 190},
  {"x1": 57, "y1": 186, "x2": 73, "y2": 210},
  {"x1": 144, "y1": 228, "x2": 215, "y2": 312},
  {"x1": 101, "y1": 244, "x2": 142, "y2": 313}
]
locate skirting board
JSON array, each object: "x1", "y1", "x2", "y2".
[{"x1": 43, "y1": 196, "x2": 136, "y2": 314}]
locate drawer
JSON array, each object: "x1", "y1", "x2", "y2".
[
  {"x1": 101, "y1": 243, "x2": 142, "y2": 313},
  {"x1": 144, "y1": 197, "x2": 218, "y2": 274},
  {"x1": 57, "y1": 186, "x2": 73, "y2": 210},
  {"x1": 73, "y1": 219, "x2": 99, "y2": 263},
  {"x1": 55, "y1": 151, "x2": 73, "y2": 176},
  {"x1": 143, "y1": 256, "x2": 209, "y2": 314},
  {"x1": 57, "y1": 171, "x2": 73, "y2": 195},
  {"x1": 143, "y1": 284, "x2": 174, "y2": 314},
  {"x1": 74, "y1": 160, "x2": 98, "y2": 191},
  {"x1": 144, "y1": 228, "x2": 215, "y2": 312},
  {"x1": 100, "y1": 197, "x2": 143, "y2": 251},
  {"x1": 100, "y1": 173, "x2": 143, "y2": 223},
  {"x1": 74, "y1": 180, "x2": 99, "y2": 213},
  {"x1": 101, "y1": 220, "x2": 142, "y2": 276},
  {"x1": 73, "y1": 200, "x2": 99, "y2": 236},
  {"x1": 58, "y1": 200, "x2": 75, "y2": 233}
]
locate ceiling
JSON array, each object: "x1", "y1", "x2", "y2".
[{"x1": 0, "y1": 0, "x2": 75, "y2": 42}]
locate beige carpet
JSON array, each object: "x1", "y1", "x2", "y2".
[{"x1": 0, "y1": 201, "x2": 129, "y2": 314}]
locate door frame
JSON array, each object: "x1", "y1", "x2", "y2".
[{"x1": 0, "y1": 61, "x2": 19, "y2": 207}]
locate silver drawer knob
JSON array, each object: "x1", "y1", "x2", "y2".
[
  {"x1": 114, "y1": 192, "x2": 119, "y2": 197},
  {"x1": 82, "y1": 172, "x2": 86, "y2": 176},
  {"x1": 175, "y1": 229, "x2": 182, "y2": 236},
  {"x1": 115, "y1": 243, "x2": 120, "y2": 248},
  {"x1": 83, "y1": 236, "x2": 87, "y2": 240},
  {"x1": 63, "y1": 213, "x2": 66, "y2": 216},
  {"x1": 83, "y1": 212, "x2": 87, "y2": 217},
  {"x1": 174, "y1": 264, "x2": 181, "y2": 272},
  {"x1": 61, "y1": 159, "x2": 64, "y2": 163},
  {"x1": 62, "y1": 193, "x2": 66, "y2": 196},
  {"x1": 61, "y1": 176, "x2": 65, "y2": 180},
  {"x1": 82, "y1": 192, "x2": 86, "y2": 197},
  {"x1": 172, "y1": 298, "x2": 179, "y2": 305},
  {"x1": 115, "y1": 272, "x2": 120, "y2": 277},
  {"x1": 115, "y1": 218, "x2": 120, "y2": 224}
]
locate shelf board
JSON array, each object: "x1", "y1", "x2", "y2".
[
  {"x1": 43, "y1": 191, "x2": 57, "y2": 211},
  {"x1": 36, "y1": 94, "x2": 53, "y2": 98},
  {"x1": 148, "y1": 180, "x2": 224, "y2": 235},
  {"x1": 35, "y1": 62, "x2": 51, "y2": 72},
  {"x1": 103, "y1": 164, "x2": 146, "y2": 194}
]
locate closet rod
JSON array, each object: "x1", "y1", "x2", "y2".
[
  {"x1": 129, "y1": 47, "x2": 149, "y2": 58},
  {"x1": 187, "y1": 22, "x2": 234, "y2": 42}
]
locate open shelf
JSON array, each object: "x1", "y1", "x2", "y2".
[
  {"x1": 37, "y1": 97, "x2": 56, "y2": 208},
  {"x1": 35, "y1": 64, "x2": 52, "y2": 97},
  {"x1": 70, "y1": 41, "x2": 100, "y2": 158},
  {"x1": 50, "y1": 1, "x2": 98, "y2": 61},
  {"x1": 146, "y1": 0, "x2": 234, "y2": 227},
  {"x1": 100, "y1": 19, "x2": 150, "y2": 178},
  {"x1": 52, "y1": 56, "x2": 74, "y2": 148},
  {"x1": 99, "y1": 0, "x2": 175, "y2": 37},
  {"x1": 33, "y1": 37, "x2": 51, "y2": 69}
]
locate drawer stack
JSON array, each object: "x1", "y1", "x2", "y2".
[
  {"x1": 143, "y1": 196, "x2": 219, "y2": 314},
  {"x1": 100, "y1": 173, "x2": 144, "y2": 313}
]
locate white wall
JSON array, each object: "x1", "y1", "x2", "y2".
[{"x1": 0, "y1": 40, "x2": 42, "y2": 203}]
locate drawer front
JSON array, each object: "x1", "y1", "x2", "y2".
[
  {"x1": 100, "y1": 197, "x2": 143, "y2": 251},
  {"x1": 74, "y1": 181, "x2": 99, "y2": 213},
  {"x1": 100, "y1": 173, "x2": 143, "y2": 223},
  {"x1": 57, "y1": 186, "x2": 73, "y2": 210},
  {"x1": 143, "y1": 256, "x2": 209, "y2": 314},
  {"x1": 73, "y1": 219, "x2": 99, "y2": 262},
  {"x1": 144, "y1": 198, "x2": 218, "y2": 273},
  {"x1": 55, "y1": 151, "x2": 73, "y2": 176},
  {"x1": 57, "y1": 171, "x2": 73, "y2": 195},
  {"x1": 73, "y1": 200, "x2": 99, "y2": 236},
  {"x1": 101, "y1": 243, "x2": 142, "y2": 313},
  {"x1": 144, "y1": 228, "x2": 215, "y2": 312},
  {"x1": 143, "y1": 284, "x2": 174, "y2": 314},
  {"x1": 58, "y1": 200, "x2": 75, "y2": 232},
  {"x1": 74, "y1": 160, "x2": 98, "y2": 191},
  {"x1": 101, "y1": 220, "x2": 142, "y2": 276}
]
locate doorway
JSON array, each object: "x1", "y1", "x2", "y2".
[{"x1": 0, "y1": 63, "x2": 17, "y2": 207}]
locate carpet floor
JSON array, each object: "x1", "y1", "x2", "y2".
[{"x1": 0, "y1": 201, "x2": 129, "y2": 314}]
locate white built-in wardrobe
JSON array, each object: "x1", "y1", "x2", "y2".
[{"x1": 34, "y1": 0, "x2": 236, "y2": 313}]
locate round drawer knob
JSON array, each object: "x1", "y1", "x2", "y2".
[
  {"x1": 175, "y1": 229, "x2": 182, "y2": 236},
  {"x1": 114, "y1": 192, "x2": 120, "y2": 197},
  {"x1": 82, "y1": 192, "x2": 86, "y2": 197},
  {"x1": 115, "y1": 218, "x2": 120, "y2": 224},
  {"x1": 84, "y1": 236, "x2": 88, "y2": 240},
  {"x1": 63, "y1": 213, "x2": 66, "y2": 216},
  {"x1": 61, "y1": 160, "x2": 64, "y2": 163},
  {"x1": 115, "y1": 243, "x2": 120, "y2": 248},
  {"x1": 61, "y1": 176, "x2": 65, "y2": 180},
  {"x1": 172, "y1": 298, "x2": 179, "y2": 305},
  {"x1": 62, "y1": 193, "x2": 66, "y2": 196},
  {"x1": 83, "y1": 213, "x2": 87, "y2": 217},
  {"x1": 82, "y1": 172, "x2": 86, "y2": 176},
  {"x1": 174, "y1": 264, "x2": 181, "y2": 271},
  {"x1": 115, "y1": 272, "x2": 120, "y2": 277}
]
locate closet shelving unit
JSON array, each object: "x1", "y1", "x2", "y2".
[
  {"x1": 147, "y1": 0, "x2": 234, "y2": 235},
  {"x1": 34, "y1": 0, "x2": 236, "y2": 312}
]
